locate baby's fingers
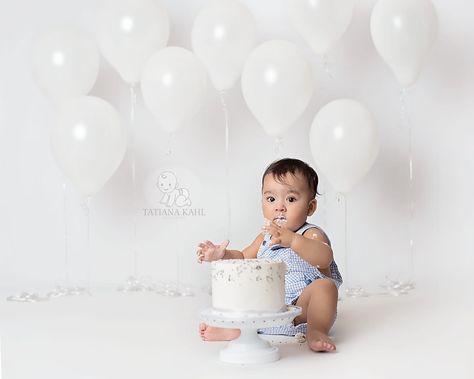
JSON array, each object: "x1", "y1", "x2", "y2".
[
  {"x1": 270, "y1": 236, "x2": 281, "y2": 246},
  {"x1": 196, "y1": 243, "x2": 207, "y2": 263},
  {"x1": 262, "y1": 225, "x2": 279, "y2": 236},
  {"x1": 220, "y1": 239, "x2": 230, "y2": 249},
  {"x1": 204, "y1": 240, "x2": 215, "y2": 249}
]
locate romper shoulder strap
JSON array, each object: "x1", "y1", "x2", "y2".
[{"x1": 296, "y1": 223, "x2": 332, "y2": 246}]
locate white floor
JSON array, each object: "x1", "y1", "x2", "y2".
[{"x1": 0, "y1": 284, "x2": 472, "y2": 379}]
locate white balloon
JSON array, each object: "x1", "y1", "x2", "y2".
[
  {"x1": 191, "y1": 0, "x2": 257, "y2": 91},
  {"x1": 140, "y1": 47, "x2": 210, "y2": 133},
  {"x1": 370, "y1": 0, "x2": 438, "y2": 87},
  {"x1": 31, "y1": 25, "x2": 100, "y2": 106},
  {"x1": 97, "y1": 0, "x2": 170, "y2": 84},
  {"x1": 51, "y1": 96, "x2": 127, "y2": 196},
  {"x1": 241, "y1": 40, "x2": 313, "y2": 137},
  {"x1": 310, "y1": 99, "x2": 379, "y2": 193},
  {"x1": 288, "y1": 0, "x2": 355, "y2": 55}
]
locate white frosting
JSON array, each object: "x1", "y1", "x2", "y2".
[{"x1": 211, "y1": 259, "x2": 287, "y2": 313}]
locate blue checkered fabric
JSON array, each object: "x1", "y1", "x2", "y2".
[{"x1": 257, "y1": 222, "x2": 343, "y2": 336}]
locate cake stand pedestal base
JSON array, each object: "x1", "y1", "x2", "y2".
[
  {"x1": 200, "y1": 305, "x2": 302, "y2": 365},
  {"x1": 220, "y1": 328, "x2": 279, "y2": 364}
]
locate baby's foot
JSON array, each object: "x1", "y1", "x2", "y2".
[
  {"x1": 199, "y1": 323, "x2": 240, "y2": 341},
  {"x1": 307, "y1": 330, "x2": 336, "y2": 352}
]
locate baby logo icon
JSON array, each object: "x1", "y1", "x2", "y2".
[
  {"x1": 157, "y1": 171, "x2": 192, "y2": 207},
  {"x1": 143, "y1": 166, "x2": 205, "y2": 218}
]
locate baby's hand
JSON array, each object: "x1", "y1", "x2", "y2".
[
  {"x1": 196, "y1": 240, "x2": 230, "y2": 263},
  {"x1": 262, "y1": 221, "x2": 295, "y2": 248}
]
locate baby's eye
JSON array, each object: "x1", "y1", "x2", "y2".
[
  {"x1": 287, "y1": 196, "x2": 297, "y2": 203},
  {"x1": 266, "y1": 196, "x2": 275, "y2": 203}
]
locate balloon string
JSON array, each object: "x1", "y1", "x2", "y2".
[
  {"x1": 219, "y1": 90, "x2": 231, "y2": 240},
  {"x1": 399, "y1": 87, "x2": 407, "y2": 128},
  {"x1": 337, "y1": 193, "x2": 351, "y2": 297},
  {"x1": 130, "y1": 84, "x2": 136, "y2": 125},
  {"x1": 336, "y1": 192, "x2": 374, "y2": 299},
  {"x1": 400, "y1": 87, "x2": 415, "y2": 282},
  {"x1": 319, "y1": 181, "x2": 328, "y2": 228},
  {"x1": 343, "y1": 193, "x2": 347, "y2": 285},
  {"x1": 322, "y1": 54, "x2": 334, "y2": 79},
  {"x1": 6, "y1": 183, "x2": 89, "y2": 302},
  {"x1": 63, "y1": 181, "x2": 69, "y2": 286},
  {"x1": 407, "y1": 100, "x2": 415, "y2": 282},
  {"x1": 130, "y1": 84, "x2": 138, "y2": 278},
  {"x1": 80, "y1": 196, "x2": 92, "y2": 294},
  {"x1": 273, "y1": 136, "x2": 284, "y2": 157},
  {"x1": 164, "y1": 132, "x2": 175, "y2": 156}
]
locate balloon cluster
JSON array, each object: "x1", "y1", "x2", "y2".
[
  {"x1": 27, "y1": 0, "x2": 437, "y2": 296},
  {"x1": 31, "y1": 27, "x2": 128, "y2": 196},
  {"x1": 30, "y1": 0, "x2": 438, "y2": 197}
]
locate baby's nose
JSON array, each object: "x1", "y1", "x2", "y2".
[{"x1": 275, "y1": 202, "x2": 286, "y2": 212}]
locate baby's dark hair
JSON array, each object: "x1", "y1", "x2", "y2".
[{"x1": 261, "y1": 158, "x2": 320, "y2": 198}]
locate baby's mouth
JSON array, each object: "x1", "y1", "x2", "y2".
[{"x1": 274, "y1": 215, "x2": 287, "y2": 224}]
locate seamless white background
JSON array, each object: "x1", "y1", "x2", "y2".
[{"x1": 0, "y1": 0, "x2": 472, "y2": 296}]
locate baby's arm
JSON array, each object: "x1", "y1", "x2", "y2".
[
  {"x1": 290, "y1": 228, "x2": 334, "y2": 269},
  {"x1": 223, "y1": 233, "x2": 263, "y2": 260},
  {"x1": 197, "y1": 234, "x2": 263, "y2": 263}
]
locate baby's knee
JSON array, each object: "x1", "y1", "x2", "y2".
[{"x1": 311, "y1": 278, "x2": 337, "y2": 293}]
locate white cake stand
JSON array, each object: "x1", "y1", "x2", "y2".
[{"x1": 200, "y1": 305, "x2": 302, "y2": 364}]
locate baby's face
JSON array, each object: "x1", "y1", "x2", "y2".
[{"x1": 261, "y1": 172, "x2": 315, "y2": 231}]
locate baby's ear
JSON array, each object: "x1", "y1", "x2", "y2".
[{"x1": 307, "y1": 199, "x2": 317, "y2": 216}]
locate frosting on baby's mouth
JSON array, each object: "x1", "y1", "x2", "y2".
[{"x1": 274, "y1": 216, "x2": 287, "y2": 225}]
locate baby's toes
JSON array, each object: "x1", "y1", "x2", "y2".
[
  {"x1": 309, "y1": 338, "x2": 336, "y2": 352},
  {"x1": 325, "y1": 342, "x2": 335, "y2": 351}
]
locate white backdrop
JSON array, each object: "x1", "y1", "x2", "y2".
[{"x1": 0, "y1": 0, "x2": 472, "y2": 295}]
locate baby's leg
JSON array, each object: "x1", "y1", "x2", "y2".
[
  {"x1": 199, "y1": 323, "x2": 240, "y2": 341},
  {"x1": 294, "y1": 278, "x2": 338, "y2": 352}
]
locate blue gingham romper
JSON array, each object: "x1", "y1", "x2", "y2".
[{"x1": 257, "y1": 222, "x2": 343, "y2": 336}]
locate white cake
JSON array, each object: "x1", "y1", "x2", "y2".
[{"x1": 211, "y1": 259, "x2": 287, "y2": 313}]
